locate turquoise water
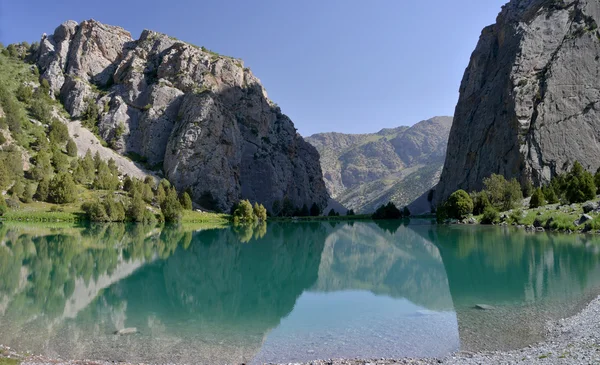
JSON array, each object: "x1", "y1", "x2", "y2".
[{"x1": 1, "y1": 221, "x2": 600, "y2": 364}]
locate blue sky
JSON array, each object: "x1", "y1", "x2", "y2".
[{"x1": 0, "y1": 0, "x2": 507, "y2": 136}]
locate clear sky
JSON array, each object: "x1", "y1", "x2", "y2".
[{"x1": 0, "y1": 0, "x2": 507, "y2": 136}]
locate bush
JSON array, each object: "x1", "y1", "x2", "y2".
[
  {"x1": 529, "y1": 188, "x2": 546, "y2": 208},
  {"x1": 29, "y1": 99, "x2": 52, "y2": 124},
  {"x1": 0, "y1": 196, "x2": 6, "y2": 216},
  {"x1": 48, "y1": 173, "x2": 76, "y2": 204},
  {"x1": 509, "y1": 209, "x2": 524, "y2": 225},
  {"x1": 15, "y1": 84, "x2": 32, "y2": 103},
  {"x1": 480, "y1": 206, "x2": 500, "y2": 224},
  {"x1": 372, "y1": 202, "x2": 402, "y2": 220},
  {"x1": 445, "y1": 190, "x2": 473, "y2": 219},
  {"x1": 543, "y1": 185, "x2": 559, "y2": 204}
]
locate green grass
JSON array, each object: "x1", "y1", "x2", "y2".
[{"x1": 0, "y1": 358, "x2": 20, "y2": 365}]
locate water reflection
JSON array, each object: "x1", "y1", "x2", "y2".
[{"x1": 0, "y1": 222, "x2": 600, "y2": 363}]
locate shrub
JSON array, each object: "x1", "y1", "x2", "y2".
[
  {"x1": 29, "y1": 99, "x2": 52, "y2": 124},
  {"x1": 543, "y1": 185, "x2": 559, "y2": 204},
  {"x1": 529, "y1": 188, "x2": 546, "y2": 208},
  {"x1": 480, "y1": 206, "x2": 500, "y2": 224},
  {"x1": 16, "y1": 84, "x2": 32, "y2": 103},
  {"x1": 48, "y1": 173, "x2": 76, "y2": 204},
  {"x1": 445, "y1": 190, "x2": 473, "y2": 219},
  {"x1": 372, "y1": 202, "x2": 401, "y2": 220},
  {"x1": 508, "y1": 209, "x2": 524, "y2": 225}
]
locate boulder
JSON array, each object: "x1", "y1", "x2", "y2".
[
  {"x1": 583, "y1": 202, "x2": 596, "y2": 214},
  {"x1": 114, "y1": 327, "x2": 137, "y2": 336},
  {"x1": 474, "y1": 304, "x2": 495, "y2": 310},
  {"x1": 576, "y1": 214, "x2": 594, "y2": 226}
]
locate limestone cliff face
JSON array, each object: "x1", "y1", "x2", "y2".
[
  {"x1": 35, "y1": 20, "x2": 329, "y2": 211},
  {"x1": 436, "y1": 0, "x2": 600, "y2": 204}
]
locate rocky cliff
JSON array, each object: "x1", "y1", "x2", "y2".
[
  {"x1": 34, "y1": 20, "x2": 329, "y2": 212},
  {"x1": 306, "y1": 116, "x2": 452, "y2": 213},
  {"x1": 436, "y1": 0, "x2": 600, "y2": 205}
]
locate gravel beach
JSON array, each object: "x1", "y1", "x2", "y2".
[{"x1": 2, "y1": 295, "x2": 600, "y2": 365}]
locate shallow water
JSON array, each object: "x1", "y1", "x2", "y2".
[{"x1": 1, "y1": 221, "x2": 600, "y2": 364}]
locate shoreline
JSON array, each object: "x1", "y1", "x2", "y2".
[{"x1": 2, "y1": 295, "x2": 600, "y2": 365}]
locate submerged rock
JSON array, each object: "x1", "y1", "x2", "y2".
[
  {"x1": 474, "y1": 304, "x2": 496, "y2": 311},
  {"x1": 114, "y1": 327, "x2": 138, "y2": 335}
]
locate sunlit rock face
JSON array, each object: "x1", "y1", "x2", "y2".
[
  {"x1": 436, "y1": 0, "x2": 600, "y2": 204},
  {"x1": 34, "y1": 20, "x2": 329, "y2": 212}
]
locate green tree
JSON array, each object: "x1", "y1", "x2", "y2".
[
  {"x1": 471, "y1": 191, "x2": 491, "y2": 215},
  {"x1": 93, "y1": 161, "x2": 119, "y2": 190},
  {"x1": 81, "y1": 150, "x2": 96, "y2": 182},
  {"x1": 22, "y1": 181, "x2": 35, "y2": 203},
  {"x1": 161, "y1": 187, "x2": 183, "y2": 222},
  {"x1": 272, "y1": 199, "x2": 282, "y2": 217},
  {"x1": 31, "y1": 150, "x2": 53, "y2": 181},
  {"x1": 48, "y1": 173, "x2": 76, "y2": 204},
  {"x1": 179, "y1": 191, "x2": 193, "y2": 210},
  {"x1": 233, "y1": 199, "x2": 255, "y2": 223},
  {"x1": 9, "y1": 178, "x2": 24, "y2": 199},
  {"x1": 543, "y1": 185, "x2": 559, "y2": 204},
  {"x1": 566, "y1": 161, "x2": 596, "y2": 204},
  {"x1": 402, "y1": 206, "x2": 411, "y2": 217},
  {"x1": 445, "y1": 190, "x2": 473, "y2": 219},
  {"x1": 529, "y1": 188, "x2": 546, "y2": 209},
  {"x1": 483, "y1": 174, "x2": 523, "y2": 211},
  {"x1": 0, "y1": 159, "x2": 10, "y2": 191},
  {"x1": 29, "y1": 99, "x2": 52, "y2": 124},
  {"x1": 72, "y1": 162, "x2": 87, "y2": 184},
  {"x1": 372, "y1": 202, "x2": 401, "y2": 220},
  {"x1": 299, "y1": 204, "x2": 310, "y2": 217},
  {"x1": 346, "y1": 209, "x2": 355, "y2": 216},
  {"x1": 123, "y1": 176, "x2": 135, "y2": 192},
  {"x1": 327, "y1": 209, "x2": 338, "y2": 217},
  {"x1": 66, "y1": 139, "x2": 77, "y2": 157},
  {"x1": 0, "y1": 195, "x2": 6, "y2": 217},
  {"x1": 15, "y1": 84, "x2": 32, "y2": 103},
  {"x1": 156, "y1": 183, "x2": 167, "y2": 205},
  {"x1": 281, "y1": 197, "x2": 296, "y2": 217},
  {"x1": 310, "y1": 203, "x2": 321, "y2": 217},
  {"x1": 253, "y1": 202, "x2": 267, "y2": 221},
  {"x1": 49, "y1": 120, "x2": 69, "y2": 145},
  {"x1": 128, "y1": 192, "x2": 148, "y2": 223},
  {"x1": 51, "y1": 146, "x2": 69, "y2": 173},
  {"x1": 35, "y1": 178, "x2": 50, "y2": 201}
]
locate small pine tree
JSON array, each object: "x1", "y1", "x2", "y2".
[
  {"x1": 529, "y1": 188, "x2": 546, "y2": 209},
  {"x1": 82, "y1": 150, "x2": 96, "y2": 181},
  {"x1": 179, "y1": 191, "x2": 193, "y2": 210},
  {"x1": 156, "y1": 183, "x2": 167, "y2": 205},
  {"x1": 31, "y1": 150, "x2": 53, "y2": 181},
  {"x1": 66, "y1": 139, "x2": 78, "y2": 157},
  {"x1": 48, "y1": 173, "x2": 76, "y2": 204},
  {"x1": 309, "y1": 203, "x2": 321, "y2": 216},
  {"x1": 272, "y1": 199, "x2": 282, "y2": 217},
  {"x1": 9, "y1": 178, "x2": 24, "y2": 199},
  {"x1": 253, "y1": 202, "x2": 268, "y2": 221},
  {"x1": 403, "y1": 206, "x2": 410, "y2": 217},
  {"x1": 123, "y1": 176, "x2": 134, "y2": 192},
  {"x1": 299, "y1": 203, "x2": 310, "y2": 217},
  {"x1": 161, "y1": 187, "x2": 183, "y2": 222},
  {"x1": 233, "y1": 199, "x2": 255, "y2": 223},
  {"x1": 129, "y1": 191, "x2": 147, "y2": 222},
  {"x1": 49, "y1": 119, "x2": 69, "y2": 145},
  {"x1": 22, "y1": 181, "x2": 35, "y2": 203},
  {"x1": 0, "y1": 159, "x2": 9, "y2": 191},
  {"x1": 35, "y1": 178, "x2": 50, "y2": 201},
  {"x1": 346, "y1": 209, "x2": 355, "y2": 216}
]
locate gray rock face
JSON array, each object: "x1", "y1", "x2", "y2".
[
  {"x1": 436, "y1": 0, "x2": 600, "y2": 205},
  {"x1": 34, "y1": 20, "x2": 329, "y2": 212},
  {"x1": 306, "y1": 117, "x2": 452, "y2": 213}
]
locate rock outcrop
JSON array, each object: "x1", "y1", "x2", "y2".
[
  {"x1": 306, "y1": 116, "x2": 452, "y2": 213},
  {"x1": 34, "y1": 19, "x2": 329, "y2": 212},
  {"x1": 436, "y1": 0, "x2": 600, "y2": 205}
]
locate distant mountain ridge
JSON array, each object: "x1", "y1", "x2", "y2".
[{"x1": 306, "y1": 116, "x2": 452, "y2": 213}]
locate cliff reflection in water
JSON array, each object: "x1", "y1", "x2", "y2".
[{"x1": 1, "y1": 222, "x2": 600, "y2": 363}]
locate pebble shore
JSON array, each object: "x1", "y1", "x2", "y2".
[{"x1": 2, "y1": 296, "x2": 600, "y2": 365}]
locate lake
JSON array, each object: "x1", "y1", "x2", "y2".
[{"x1": 1, "y1": 221, "x2": 600, "y2": 364}]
